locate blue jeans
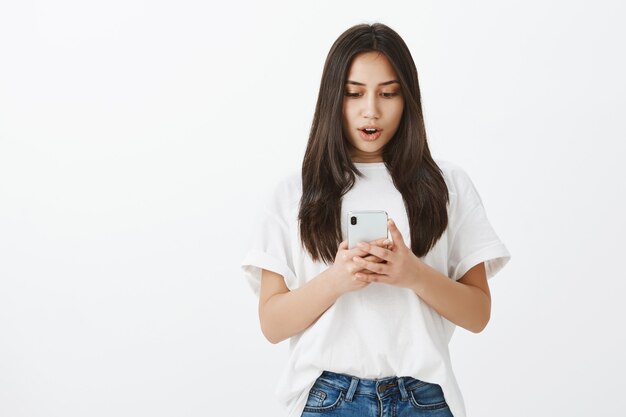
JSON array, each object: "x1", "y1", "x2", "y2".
[{"x1": 301, "y1": 370, "x2": 454, "y2": 417}]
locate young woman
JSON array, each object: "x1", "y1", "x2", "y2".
[{"x1": 242, "y1": 23, "x2": 510, "y2": 417}]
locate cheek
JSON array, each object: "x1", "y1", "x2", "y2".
[
  {"x1": 343, "y1": 105, "x2": 361, "y2": 135},
  {"x1": 343, "y1": 101, "x2": 357, "y2": 122},
  {"x1": 389, "y1": 101, "x2": 404, "y2": 125}
]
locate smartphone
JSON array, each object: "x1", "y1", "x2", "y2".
[{"x1": 347, "y1": 210, "x2": 389, "y2": 249}]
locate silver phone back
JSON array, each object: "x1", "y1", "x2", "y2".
[{"x1": 347, "y1": 210, "x2": 388, "y2": 249}]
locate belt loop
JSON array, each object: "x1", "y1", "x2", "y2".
[
  {"x1": 398, "y1": 377, "x2": 409, "y2": 401},
  {"x1": 345, "y1": 376, "x2": 359, "y2": 402}
]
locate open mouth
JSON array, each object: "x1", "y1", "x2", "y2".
[{"x1": 359, "y1": 127, "x2": 382, "y2": 141}]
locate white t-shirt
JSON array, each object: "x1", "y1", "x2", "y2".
[{"x1": 241, "y1": 159, "x2": 511, "y2": 417}]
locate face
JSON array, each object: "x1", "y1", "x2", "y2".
[{"x1": 342, "y1": 51, "x2": 404, "y2": 163}]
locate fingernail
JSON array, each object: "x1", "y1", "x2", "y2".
[{"x1": 383, "y1": 239, "x2": 391, "y2": 245}]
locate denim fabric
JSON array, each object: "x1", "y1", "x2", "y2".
[{"x1": 301, "y1": 370, "x2": 454, "y2": 417}]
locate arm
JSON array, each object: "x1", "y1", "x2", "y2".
[
  {"x1": 352, "y1": 218, "x2": 492, "y2": 334},
  {"x1": 410, "y1": 261, "x2": 491, "y2": 333},
  {"x1": 258, "y1": 239, "x2": 390, "y2": 344},
  {"x1": 258, "y1": 268, "x2": 340, "y2": 344}
]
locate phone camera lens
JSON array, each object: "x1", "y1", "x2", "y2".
[{"x1": 350, "y1": 216, "x2": 357, "y2": 225}]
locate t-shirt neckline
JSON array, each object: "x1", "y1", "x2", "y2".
[{"x1": 353, "y1": 162, "x2": 386, "y2": 169}]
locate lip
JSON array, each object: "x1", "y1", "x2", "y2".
[
  {"x1": 358, "y1": 125, "x2": 383, "y2": 131},
  {"x1": 358, "y1": 128, "x2": 382, "y2": 141}
]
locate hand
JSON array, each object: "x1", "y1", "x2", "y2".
[
  {"x1": 351, "y1": 218, "x2": 424, "y2": 290},
  {"x1": 327, "y1": 238, "x2": 391, "y2": 296}
]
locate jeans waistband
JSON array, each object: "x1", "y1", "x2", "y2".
[{"x1": 316, "y1": 370, "x2": 425, "y2": 401}]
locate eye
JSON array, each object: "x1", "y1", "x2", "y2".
[
  {"x1": 381, "y1": 92, "x2": 400, "y2": 98},
  {"x1": 344, "y1": 91, "x2": 362, "y2": 98}
]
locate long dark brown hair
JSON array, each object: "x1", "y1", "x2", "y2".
[{"x1": 299, "y1": 23, "x2": 449, "y2": 264}]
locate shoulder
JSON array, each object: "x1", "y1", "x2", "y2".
[{"x1": 434, "y1": 158, "x2": 482, "y2": 207}]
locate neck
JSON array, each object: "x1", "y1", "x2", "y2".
[{"x1": 350, "y1": 152, "x2": 383, "y2": 163}]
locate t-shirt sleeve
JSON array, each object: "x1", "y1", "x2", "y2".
[
  {"x1": 447, "y1": 167, "x2": 511, "y2": 281},
  {"x1": 240, "y1": 180, "x2": 298, "y2": 298}
]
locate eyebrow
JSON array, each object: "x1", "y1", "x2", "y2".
[{"x1": 346, "y1": 80, "x2": 400, "y2": 86}]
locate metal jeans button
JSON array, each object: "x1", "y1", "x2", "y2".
[{"x1": 377, "y1": 382, "x2": 396, "y2": 393}]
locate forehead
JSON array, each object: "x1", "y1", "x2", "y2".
[{"x1": 346, "y1": 51, "x2": 398, "y2": 84}]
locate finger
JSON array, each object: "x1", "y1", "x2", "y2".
[
  {"x1": 352, "y1": 256, "x2": 388, "y2": 274},
  {"x1": 363, "y1": 255, "x2": 384, "y2": 263},
  {"x1": 370, "y1": 237, "x2": 392, "y2": 247},
  {"x1": 346, "y1": 246, "x2": 374, "y2": 259},
  {"x1": 355, "y1": 268, "x2": 375, "y2": 275},
  {"x1": 338, "y1": 240, "x2": 348, "y2": 250},
  {"x1": 354, "y1": 272, "x2": 386, "y2": 283},
  {"x1": 357, "y1": 241, "x2": 392, "y2": 262},
  {"x1": 387, "y1": 218, "x2": 407, "y2": 249}
]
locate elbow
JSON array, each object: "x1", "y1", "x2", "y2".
[
  {"x1": 471, "y1": 321, "x2": 488, "y2": 334},
  {"x1": 259, "y1": 315, "x2": 285, "y2": 345},
  {"x1": 471, "y1": 310, "x2": 491, "y2": 334},
  {"x1": 261, "y1": 326, "x2": 282, "y2": 344},
  {"x1": 470, "y1": 291, "x2": 491, "y2": 333}
]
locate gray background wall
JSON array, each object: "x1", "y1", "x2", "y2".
[{"x1": 1, "y1": 1, "x2": 624, "y2": 416}]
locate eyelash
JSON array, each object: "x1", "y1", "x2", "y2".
[{"x1": 344, "y1": 92, "x2": 400, "y2": 98}]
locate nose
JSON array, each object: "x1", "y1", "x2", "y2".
[{"x1": 361, "y1": 94, "x2": 380, "y2": 119}]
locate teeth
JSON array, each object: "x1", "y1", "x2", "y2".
[{"x1": 364, "y1": 128, "x2": 377, "y2": 133}]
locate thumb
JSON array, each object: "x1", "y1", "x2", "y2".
[
  {"x1": 387, "y1": 218, "x2": 407, "y2": 249},
  {"x1": 338, "y1": 240, "x2": 348, "y2": 250}
]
